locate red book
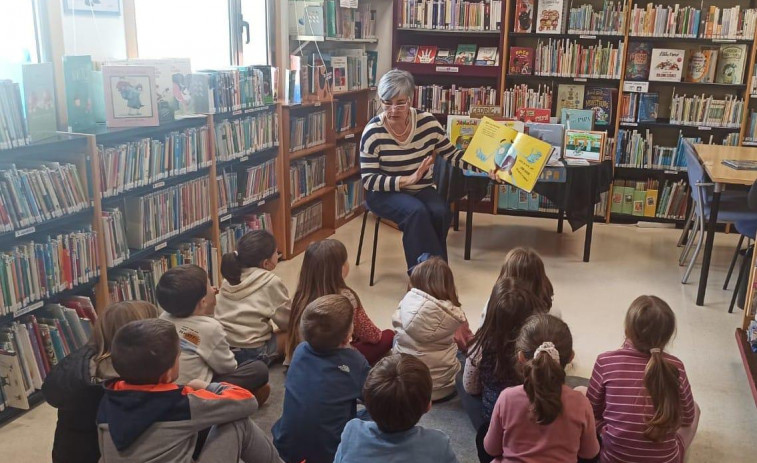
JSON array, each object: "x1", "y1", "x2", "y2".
[
  {"x1": 517, "y1": 107, "x2": 551, "y2": 122},
  {"x1": 513, "y1": 0, "x2": 535, "y2": 33},
  {"x1": 509, "y1": 47, "x2": 533, "y2": 75},
  {"x1": 414, "y1": 46, "x2": 438, "y2": 64}
]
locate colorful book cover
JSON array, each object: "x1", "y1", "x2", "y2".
[
  {"x1": 564, "y1": 130, "x2": 604, "y2": 162},
  {"x1": 685, "y1": 48, "x2": 718, "y2": 83},
  {"x1": 0, "y1": 351, "x2": 29, "y2": 409},
  {"x1": 462, "y1": 117, "x2": 553, "y2": 192},
  {"x1": 514, "y1": 0, "x2": 535, "y2": 33},
  {"x1": 525, "y1": 122, "x2": 564, "y2": 149},
  {"x1": 508, "y1": 47, "x2": 534, "y2": 74},
  {"x1": 621, "y1": 183, "x2": 635, "y2": 214},
  {"x1": 62, "y1": 55, "x2": 95, "y2": 132},
  {"x1": 331, "y1": 56, "x2": 348, "y2": 92},
  {"x1": 102, "y1": 65, "x2": 160, "y2": 128},
  {"x1": 625, "y1": 42, "x2": 652, "y2": 81},
  {"x1": 454, "y1": 44, "x2": 477, "y2": 65},
  {"x1": 517, "y1": 107, "x2": 550, "y2": 122},
  {"x1": 556, "y1": 84, "x2": 584, "y2": 121},
  {"x1": 536, "y1": 0, "x2": 566, "y2": 33},
  {"x1": 415, "y1": 46, "x2": 438, "y2": 64},
  {"x1": 637, "y1": 93, "x2": 659, "y2": 122},
  {"x1": 583, "y1": 87, "x2": 613, "y2": 127},
  {"x1": 633, "y1": 185, "x2": 646, "y2": 216},
  {"x1": 435, "y1": 49, "x2": 455, "y2": 65},
  {"x1": 715, "y1": 44, "x2": 747, "y2": 85},
  {"x1": 644, "y1": 189, "x2": 658, "y2": 217},
  {"x1": 20, "y1": 63, "x2": 57, "y2": 142},
  {"x1": 446, "y1": 116, "x2": 487, "y2": 177},
  {"x1": 286, "y1": 55, "x2": 302, "y2": 105},
  {"x1": 109, "y1": 58, "x2": 191, "y2": 121},
  {"x1": 611, "y1": 181, "x2": 624, "y2": 213},
  {"x1": 397, "y1": 45, "x2": 418, "y2": 63},
  {"x1": 649, "y1": 49, "x2": 685, "y2": 82},
  {"x1": 561, "y1": 108, "x2": 594, "y2": 130},
  {"x1": 475, "y1": 47, "x2": 498, "y2": 66}
]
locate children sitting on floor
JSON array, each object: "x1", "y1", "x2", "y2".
[
  {"x1": 272, "y1": 294, "x2": 370, "y2": 463},
  {"x1": 215, "y1": 230, "x2": 290, "y2": 365},
  {"x1": 157, "y1": 264, "x2": 270, "y2": 405},
  {"x1": 586, "y1": 295, "x2": 700, "y2": 463},
  {"x1": 287, "y1": 239, "x2": 393, "y2": 365},
  {"x1": 97, "y1": 318, "x2": 280, "y2": 463},
  {"x1": 393, "y1": 256, "x2": 468, "y2": 401},
  {"x1": 483, "y1": 314, "x2": 600, "y2": 462},
  {"x1": 334, "y1": 354, "x2": 459, "y2": 463}
]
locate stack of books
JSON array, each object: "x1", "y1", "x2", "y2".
[
  {"x1": 289, "y1": 111, "x2": 327, "y2": 152},
  {"x1": 290, "y1": 201, "x2": 323, "y2": 249},
  {"x1": 241, "y1": 159, "x2": 277, "y2": 205},
  {"x1": 336, "y1": 142, "x2": 358, "y2": 174},
  {"x1": 101, "y1": 208, "x2": 130, "y2": 267},
  {"x1": 0, "y1": 80, "x2": 29, "y2": 149},
  {"x1": 669, "y1": 93, "x2": 743, "y2": 127},
  {"x1": 219, "y1": 213, "x2": 273, "y2": 255},
  {"x1": 567, "y1": 1, "x2": 626, "y2": 34},
  {"x1": 414, "y1": 84, "x2": 497, "y2": 115},
  {"x1": 397, "y1": 0, "x2": 503, "y2": 31},
  {"x1": 290, "y1": 155, "x2": 327, "y2": 204},
  {"x1": 502, "y1": 84, "x2": 553, "y2": 119},
  {"x1": 534, "y1": 39, "x2": 624, "y2": 78},
  {"x1": 325, "y1": 1, "x2": 377, "y2": 39},
  {"x1": 336, "y1": 178, "x2": 364, "y2": 219},
  {"x1": 336, "y1": 101, "x2": 356, "y2": 132},
  {"x1": 214, "y1": 110, "x2": 279, "y2": 162},
  {"x1": 217, "y1": 169, "x2": 239, "y2": 213},
  {"x1": 611, "y1": 178, "x2": 689, "y2": 220}
]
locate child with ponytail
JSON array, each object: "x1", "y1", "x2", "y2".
[
  {"x1": 215, "y1": 230, "x2": 291, "y2": 365},
  {"x1": 586, "y1": 296, "x2": 699, "y2": 463},
  {"x1": 483, "y1": 314, "x2": 599, "y2": 462}
]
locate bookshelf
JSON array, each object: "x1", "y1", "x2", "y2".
[{"x1": 738, "y1": 230, "x2": 757, "y2": 408}]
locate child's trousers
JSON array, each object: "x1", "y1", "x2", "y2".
[{"x1": 197, "y1": 417, "x2": 282, "y2": 463}]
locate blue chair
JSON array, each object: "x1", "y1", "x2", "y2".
[{"x1": 679, "y1": 141, "x2": 757, "y2": 289}]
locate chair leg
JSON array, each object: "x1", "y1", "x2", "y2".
[
  {"x1": 355, "y1": 210, "x2": 369, "y2": 266},
  {"x1": 729, "y1": 246, "x2": 752, "y2": 313},
  {"x1": 677, "y1": 205, "x2": 696, "y2": 247},
  {"x1": 724, "y1": 234, "x2": 746, "y2": 290},
  {"x1": 679, "y1": 215, "x2": 700, "y2": 266},
  {"x1": 370, "y1": 216, "x2": 380, "y2": 286},
  {"x1": 682, "y1": 214, "x2": 706, "y2": 284}
]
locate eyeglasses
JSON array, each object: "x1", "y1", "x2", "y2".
[{"x1": 381, "y1": 100, "x2": 410, "y2": 111}]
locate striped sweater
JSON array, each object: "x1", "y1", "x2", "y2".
[
  {"x1": 359, "y1": 109, "x2": 470, "y2": 192},
  {"x1": 586, "y1": 342, "x2": 696, "y2": 463}
]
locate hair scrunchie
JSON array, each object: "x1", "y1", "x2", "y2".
[
  {"x1": 649, "y1": 347, "x2": 662, "y2": 354},
  {"x1": 534, "y1": 341, "x2": 561, "y2": 363},
  {"x1": 233, "y1": 250, "x2": 239, "y2": 257}
]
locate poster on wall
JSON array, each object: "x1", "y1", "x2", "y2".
[
  {"x1": 63, "y1": 0, "x2": 121, "y2": 14},
  {"x1": 102, "y1": 65, "x2": 159, "y2": 127}
]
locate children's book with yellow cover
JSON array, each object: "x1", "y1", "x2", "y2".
[{"x1": 462, "y1": 117, "x2": 554, "y2": 192}]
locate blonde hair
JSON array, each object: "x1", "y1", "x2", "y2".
[
  {"x1": 499, "y1": 247, "x2": 553, "y2": 310},
  {"x1": 92, "y1": 300, "x2": 159, "y2": 367}
]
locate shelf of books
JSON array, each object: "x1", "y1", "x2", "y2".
[{"x1": 738, "y1": 229, "x2": 757, "y2": 408}]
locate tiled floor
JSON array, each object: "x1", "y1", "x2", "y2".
[{"x1": 1, "y1": 213, "x2": 755, "y2": 462}]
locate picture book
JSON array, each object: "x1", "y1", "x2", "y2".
[
  {"x1": 0, "y1": 350, "x2": 29, "y2": 409},
  {"x1": 331, "y1": 56, "x2": 348, "y2": 92},
  {"x1": 561, "y1": 108, "x2": 594, "y2": 130},
  {"x1": 611, "y1": 181, "x2": 624, "y2": 213},
  {"x1": 637, "y1": 93, "x2": 659, "y2": 122},
  {"x1": 583, "y1": 87, "x2": 614, "y2": 127},
  {"x1": 454, "y1": 44, "x2": 477, "y2": 65},
  {"x1": 514, "y1": 0, "x2": 535, "y2": 33},
  {"x1": 102, "y1": 65, "x2": 159, "y2": 128},
  {"x1": 110, "y1": 58, "x2": 191, "y2": 121},
  {"x1": 62, "y1": 55, "x2": 95, "y2": 132},
  {"x1": 508, "y1": 47, "x2": 534, "y2": 74},
  {"x1": 475, "y1": 47, "x2": 499, "y2": 66},
  {"x1": 366, "y1": 50, "x2": 378, "y2": 87},
  {"x1": 625, "y1": 42, "x2": 652, "y2": 81},
  {"x1": 536, "y1": 0, "x2": 567, "y2": 34},
  {"x1": 715, "y1": 44, "x2": 747, "y2": 85},
  {"x1": 311, "y1": 54, "x2": 331, "y2": 99},
  {"x1": 397, "y1": 45, "x2": 418, "y2": 63},
  {"x1": 447, "y1": 115, "x2": 487, "y2": 177},
  {"x1": 462, "y1": 117, "x2": 554, "y2": 192},
  {"x1": 20, "y1": 63, "x2": 57, "y2": 142},
  {"x1": 564, "y1": 130, "x2": 605, "y2": 162},
  {"x1": 556, "y1": 84, "x2": 585, "y2": 121},
  {"x1": 649, "y1": 49, "x2": 685, "y2": 82},
  {"x1": 517, "y1": 107, "x2": 550, "y2": 122},
  {"x1": 633, "y1": 182, "x2": 646, "y2": 216},
  {"x1": 621, "y1": 182, "x2": 634, "y2": 214},
  {"x1": 644, "y1": 187, "x2": 658, "y2": 217},
  {"x1": 525, "y1": 122, "x2": 565, "y2": 161},
  {"x1": 415, "y1": 46, "x2": 438, "y2": 64},
  {"x1": 685, "y1": 48, "x2": 718, "y2": 83},
  {"x1": 435, "y1": 49, "x2": 455, "y2": 65}
]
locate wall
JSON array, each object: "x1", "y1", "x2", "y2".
[
  {"x1": 373, "y1": 0, "x2": 393, "y2": 78},
  {"x1": 60, "y1": 0, "x2": 127, "y2": 61}
]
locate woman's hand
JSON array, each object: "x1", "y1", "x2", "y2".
[
  {"x1": 399, "y1": 155, "x2": 435, "y2": 188},
  {"x1": 488, "y1": 167, "x2": 503, "y2": 182}
]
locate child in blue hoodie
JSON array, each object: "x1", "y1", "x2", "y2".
[{"x1": 97, "y1": 318, "x2": 281, "y2": 463}]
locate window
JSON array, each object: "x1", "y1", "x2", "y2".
[
  {"x1": 241, "y1": 0, "x2": 271, "y2": 66},
  {"x1": 0, "y1": 1, "x2": 39, "y2": 63}
]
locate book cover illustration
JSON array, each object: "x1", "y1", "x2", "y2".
[
  {"x1": 715, "y1": 44, "x2": 747, "y2": 85},
  {"x1": 311, "y1": 55, "x2": 331, "y2": 99},
  {"x1": 556, "y1": 84, "x2": 585, "y2": 121},
  {"x1": 508, "y1": 47, "x2": 534, "y2": 74},
  {"x1": 331, "y1": 56, "x2": 348, "y2": 92},
  {"x1": 447, "y1": 115, "x2": 487, "y2": 177},
  {"x1": 526, "y1": 122, "x2": 565, "y2": 162},
  {"x1": 415, "y1": 46, "x2": 438, "y2": 64},
  {"x1": 20, "y1": 63, "x2": 57, "y2": 142},
  {"x1": 397, "y1": 45, "x2": 418, "y2": 63},
  {"x1": 625, "y1": 42, "x2": 652, "y2": 81},
  {"x1": 564, "y1": 130, "x2": 605, "y2": 162},
  {"x1": 110, "y1": 58, "x2": 191, "y2": 121},
  {"x1": 454, "y1": 44, "x2": 477, "y2": 65},
  {"x1": 685, "y1": 48, "x2": 718, "y2": 83},
  {"x1": 475, "y1": 47, "x2": 498, "y2": 66},
  {"x1": 583, "y1": 87, "x2": 613, "y2": 127},
  {"x1": 517, "y1": 107, "x2": 550, "y2": 122},
  {"x1": 637, "y1": 93, "x2": 659, "y2": 122},
  {"x1": 561, "y1": 108, "x2": 594, "y2": 130},
  {"x1": 536, "y1": 0, "x2": 566, "y2": 33},
  {"x1": 102, "y1": 65, "x2": 159, "y2": 128},
  {"x1": 649, "y1": 49, "x2": 685, "y2": 82},
  {"x1": 514, "y1": 0, "x2": 535, "y2": 33},
  {"x1": 62, "y1": 55, "x2": 95, "y2": 132},
  {"x1": 0, "y1": 350, "x2": 29, "y2": 409},
  {"x1": 435, "y1": 49, "x2": 454, "y2": 65}
]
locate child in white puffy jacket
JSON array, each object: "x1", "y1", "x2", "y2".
[{"x1": 393, "y1": 257, "x2": 467, "y2": 401}]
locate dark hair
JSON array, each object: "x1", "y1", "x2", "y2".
[
  {"x1": 499, "y1": 247, "x2": 554, "y2": 310},
  {"x1": 409, "y1": 257, "x2": 460, "y2": 306},
  {"x1": 288, "y1": 239, "x2": 359, "y2": 360},
  {"x1": 111, "y1": 319, "x2": 179, "y2": 384},
  {"x1": 155, "y1": 264, "x2": 208, "y2": 317},
  {"x1": 469, "y1": 278, "x2": 542, "y2": 385},
  {"x1": 363, "y1": 354, "x2": 432, "y2": 433},
  {"x1": 221, "y1": 230, "x2": 277, "y2": 285},
  {"x1": 300, "y1": 294, "x2": 354, "y2": 352},
  {"x1": 625, "y1": 295, "x2": 680, "y2": 442},
  {"x1": 516, "y1": 314, "x2": 572, "y2": 425}
]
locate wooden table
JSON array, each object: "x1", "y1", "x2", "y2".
[{"x1": 694, "y1": 144, "x2": 757, "y2": 306}]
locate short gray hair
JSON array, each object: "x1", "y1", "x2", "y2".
[{"x1": 378, "y1": 69, "x2": 415, "y2": 101}]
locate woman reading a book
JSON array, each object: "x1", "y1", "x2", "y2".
[{"x1": 360, "y1": 69, "x2": 489, "y2": 271}]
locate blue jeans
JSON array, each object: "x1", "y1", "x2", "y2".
[
  {"x1": 231, "y1": 334, "x2": 280, "y2": 366},
  {"x1": 365, "y1": 187, "x2": 451, "y2": 270}
]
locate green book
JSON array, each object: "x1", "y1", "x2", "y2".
[
  {"x1": 632, "y1": 184, "x2": 646, "y2": 216},
  {"x1": 621, "y1": 184, "x2": 635, "y2": 215},
  {"x1": 326, "y1": 0, "x2": 337, "y2": 37},
  {"x1": 528, "y1": 192, "x2": 540, "y2": 211},
  {"x1": 454, "y1": 44, "x2": 477, "y2": 65},
  {"x1": 21, "y1": 63, "x2": 58, "y2": 141},
  {"x1": 498, "y1": 186, "x2": 508, "y2": 209},
  {"x1": 508, "y1": 185, "x2": 518, "y2": 209},
  {"x1": 62, "y1": 55, "x2": 96, "y2": 132},
  {"x1": 610, "y1": 182, "x2": 624, "y2": 213}
]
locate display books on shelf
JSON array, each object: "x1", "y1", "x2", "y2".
[
  {"x1": 286, "y1": 55, "x2": 302, "y2": 105},
  {"x1": 526, "y1": 122, "x2": 565, "y2": 162},
  {"x1": 462, "y1": 117, "x2": 553, "y2": 192},
  {"x1": 288, "y1": 1, "x2": 325, "y2": 36},
  {"x1": 102, "y1": 65, "x2": 160, "y2": 128},
  {"x1": 475, "y1": 47, "x2": 499, "y2": 66},
  {"x1": 649, "y1": 49, "x2": 685, "y2": 82},
  {"x1": 62, "y1": 55, "x2": 96, "y2": 132},
  {"x1": 415, "y1": 46, "x2": 438, "y2": 64},
  {"x1": 514, "y1": 0, "x2": 535, "y2": 33},
  {"x1": 536, "y1": 0, "x2": 567, "y2": 34},
  {"x1": 311, "y1": 55, "x2": 332, "y2": 100},
  {"x1": 583, "y1": 87, "x2": 613, "y2": 127},
  {"x1": 397, "y1": 45, "x2": 418, "y2": 63},
  {"x1": 625, "y1": 42, "x2": 652, "y2": 81},
  {"x1": 109, "y1": 58, "x2": 191, "y2": 122},
  {"x1": 454, "y1": 45, "x2": 477, "y2": 65},
  {"x1": 685, "y1": 48, "x2": 718, "y2": 83},
  {"x1": 331, "y1": 56, "x2": 348, "y2": 92},
  {"x1": 517, "y1": 108, "x2": 550, "y2": 122},
  {"x1": 715, "y1": 44, "x2": 747, "y2": 85},
  {"x1": 637, "y1": 93, "x2": 659, "y2": 122},
  {"x1": 435, "y1": 49, "x2": 455, "y2": 65},
  {"x1": 564, "y1": 130, "x2": 605, "y2": 162},
  {"x1": 508, "y1": 47, "x2": 533, "y2": 75},
  {"x1": 556, "y1": 84, "x2": 585, "y2": 121},
  {"x1": 0, "y1": 63, "x2": 57, "y2": 142},
  {"x1": 561, "y1": 108, "x2": 594, "y2": 130}
]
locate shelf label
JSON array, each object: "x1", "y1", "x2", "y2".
[
  {"x1": 15, "y1": 226, "x2": 36, "y2": 238},
  {"x1": 15, "y1": 300, "x2": 44, "y2": 318},
  {"x1": 436, "y1": 66, "x2": 459, "y2": 73},
  {"x1": 664, "y1": 170, "x2": 678, "y2": 175},
  {"x1": 621, "y1": 122, "x2": 638, "y2": 127},
  {"x1": 240, "y1": 156, "x2": 249, "y2": 162},
  {"x1": 314, "y1": 102, "x2": 322, "y2": 107},
  {"x1": 698, "y1": 126, "x2": 712, "y2": 131},
  {"x1": 220, "y1": 214, "x2": 232, "y2": 222},
  {"x1": 155, "y1": 242, "x2": 168, "y2": 251},
  {"x1": 623, "y1": 81, "x2": 649, "y2": 93},
  {"x1": 112, "y1": 257, "x2": 124, "y2": 266},
  {"x1": 344, "y1": 133, "x2": 355, "y2": 139},
  {"x1": 258, "y1": 200, "x2": 266, "y2": 207},
  {"x1": 574, "y1": 77, "x2": 587, "y2": 82},
  {"x1": 153, "y1": 181, "x2": 166, "y2": 189},
  {"x1": 712, "y1": 38, "x2": 736, "y2": 43},
  {"x1": 579, "y1": 34, "x2": 597, "y2": 39},
  {"x1": 232, "y1": 109, "x2": 242, "y2": 116}
]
